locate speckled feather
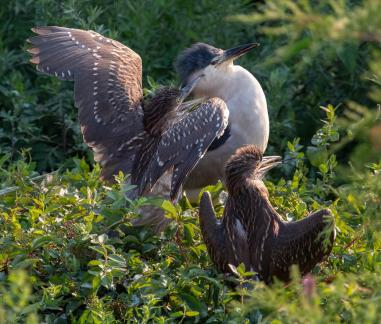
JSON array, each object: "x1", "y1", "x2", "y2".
[
  {"x1": 137, "y1": 98, "x2": 229, "y2": 200},
  {"x1": 143, "y1": 87, "x2": 181, "y2": 136},
  {"x1": 199, "y1": 145, "x2": 335, "y2": 283},
  {"x1": 28, "y1": 27, "x2": 229, "y2": 201},
  {"x1": 28, "y1": 26, "x2": 144, "y2": 181}
]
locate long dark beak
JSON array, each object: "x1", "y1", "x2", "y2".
[
  {"x1": 212, "y1": 43, "x2": 260, "y2": 65},
  {"x1": 179, "y1": 74, "x2": 204, "y2": 102},
  {"x1": 257, "y1": 155, "x2": 282, "y2": 178}
]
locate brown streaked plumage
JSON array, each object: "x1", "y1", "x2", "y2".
[
  {"x1": 27, "y1": 26, "x2": 229, "y2": 203},
  {"x1": 199, "y1": 145, "x2": 335, "y2": 283},
  {"x1": 143, "y1": 88, "x2": 181, "y2": 137}
]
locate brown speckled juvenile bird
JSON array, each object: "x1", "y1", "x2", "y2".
[
  {"x1": 27, "y1": 26, "x2": 229, "y2": 205},
  {"x1": 199, "y1": 145, "x2": 335, "y2": 283}
]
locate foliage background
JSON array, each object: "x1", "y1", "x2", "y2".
[{"x1": 0, "y1": 0, "x2": 381, "y2": 322}]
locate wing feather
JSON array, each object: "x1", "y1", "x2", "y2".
[
  {"x1": 28, "y1": 26, "x2": 145, "y2": 180},
  {"x1": 199, "y1": 192, "x2": 228, "y2": 270},
  {"x1": 136, "y1": 98, "x2": 229, "y2": 200},
  {"x1": 28, "y1": 27, "x2": 229, "y2": 202}
]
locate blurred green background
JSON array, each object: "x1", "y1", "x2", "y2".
[{"x1": 1, "y1": 0, "x2": 380, "y2": 176}]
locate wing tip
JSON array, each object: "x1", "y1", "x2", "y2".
[
  {"x1": 200, "y1": 191, "x2": 213, "y2": 212},
  {"x1": 31, "y1": 26, "x2": 64, "y2": 35},
  {"x1": 29, "y1": 56, "x2": 40, "y2": 64},
  {"x1": 31, "y1": 26, "x2": 48, "y2": 35},
  {"x1": 201, "y1": 191, "x2": 211, "y2": 201},
  {"x1": 27, "y1": 47, "x2": 39, "y2": 54}
]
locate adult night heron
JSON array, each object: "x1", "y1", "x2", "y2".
[
  {"x1": 175, "y1": 43, "x2": 269, "y2": 201},
  {"x1": 27, "y1": 26, "x2": 229, "y2": 204},
  {"x1": 199, "y1": 145, "x2": 335, "y2": 283}
]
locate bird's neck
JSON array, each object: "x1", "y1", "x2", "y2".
[
  {"x1": 204, "y1": 65, "x2": 264, "y2": 104},
  {"x1": 223, "y1": 181, "x2": 283, "y2": 231}
]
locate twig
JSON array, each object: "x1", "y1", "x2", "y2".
[{"x1": 341, "y1": 235, "x2": 362, "y2": 252}]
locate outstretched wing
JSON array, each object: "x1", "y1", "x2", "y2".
[
  {"x1": 135, "y1": 98, "x2": 229, "y2": 200},
  {"x1": 199, "y1": 192, "x2": 228, "y2": 271},
  {"x1": 270, "y1": 209, "x2": 335, "y2": 281},
  {"x1": 28, "y1": 26, "x2": 144, "y2": 180}
]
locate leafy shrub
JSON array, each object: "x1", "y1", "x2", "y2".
[{"x1": 1, "y1": 105, "x2": 381, "y2": 322}]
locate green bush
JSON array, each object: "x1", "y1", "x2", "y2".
[
  {"x1": 1, "y1": 0, "x2": 381, "y2": 322},
  {"x1": 1, "y1": 104, "x2": 381, "y2": 322}
]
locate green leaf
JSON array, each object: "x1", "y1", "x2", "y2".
[
  {"x1": 183, "y1": 223, "x2": 194, "y2": 244},
  {"x1": 20, "y1": 303, "x2": 40, "y2": 315},
  {"x1": 89, "y1": 245, "x2": 106, "y2": 256},
  {"x1": 12, "y1": 258, "x2": 39, "y2": 269},
  {"x1": 170, "y1": 311, "x2": 184, "y2": 318},
  {"x1": 319, "y1": 163, "x2": 329, "y2": 174},
  {"x1": 92, "y1": 276, "x2": 101, "y2": 290},
  {"x1": 306, "y1": 146, "x2": 328, "y2": 168},
  {"x1": 108, "y1": 254, "x2": 126, "y2": 266},
  {"x1": 237, "y1": 263, "x2": 246, "y2": 276},
  {"x1": 161, "y1": 200, "x2": 178, "y2": 217},
  {"x1": 178, "y1": 292, "x2": 207, "y2": 317},
  {"x1": 88, "y1": 260, "x2": 102, "y2": 266},
  {"x1": 31, "y1": 235, "x2": 52, "y2": 250}
]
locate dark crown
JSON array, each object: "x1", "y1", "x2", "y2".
[{"x1": 175, "y1": 43, "x2": 223, "y2": 85}]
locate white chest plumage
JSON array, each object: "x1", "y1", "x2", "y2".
[
  {"x1": 225, "y1": 66, "x2": 269, "y2": 153},
  {"x1": 184, "y1": 65, "x2": 269, "y2": 199}
]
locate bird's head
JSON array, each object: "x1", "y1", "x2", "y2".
[
  {"x1": 143, "y1": 75, "x2": 203, "y2": 135},
  {"x1": 175, "y1": 42, "x2": 259, "y2": 97},
  {"x1": 225, "y1": 145, "x2": 281, "y2": 193}
]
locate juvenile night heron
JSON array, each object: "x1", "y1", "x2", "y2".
[
  {"x1": 27, "y1": 26, "x2": 229, "y2": 205},
  {"x1": 175, "y1": 43, "x2": 269, "y2": 201},
  {"x1": 199, "y1": 145, "x2": 335, "y2": 283}
]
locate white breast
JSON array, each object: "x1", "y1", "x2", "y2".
[
  {"x1": 225, "y1": 66, "x2": 269, "y2": 152},
  {"x1": 184, "y1": 65, "x2": 269, "y2": 200}
]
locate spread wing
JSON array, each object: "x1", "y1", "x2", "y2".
[
  {"x1": 199, "y1": 192, "x2": 228, "y2": 271},
  {"x1": 27, "y1": 26, "x2": 144, "y2": 180},
  {"x1": 135, "y1": 98, "x2": 229, "y2": 200},
  {"x1": 269, "y1": 209, "x2": 335, "y2": 281},
  {"x1": 222, "y1": 199, "x2": 252, "y2": 272}
]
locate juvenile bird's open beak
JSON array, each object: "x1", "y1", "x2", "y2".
[
  {"x1": 257, "y1": 155, "x2": 282, "y2": 178},
  {"x1": 212, "y1": 43, "x2": 260, "y2": 65},
  {"x1": 179, "y1": 74, "x2": 204, "y2": 102}
]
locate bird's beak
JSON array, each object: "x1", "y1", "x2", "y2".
[
  {"x1": 212, "y1": 43, "x2": 260, "y2": 65},
  {"x1": 257, "y1": 155, "x2": 282, "y2": 178},
  {"x1": 177, "y1": 75, "x2": 207, "y2": 114},
  {"x1": 179, "y1": 74, "x2": 204, "y2": 102}
]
